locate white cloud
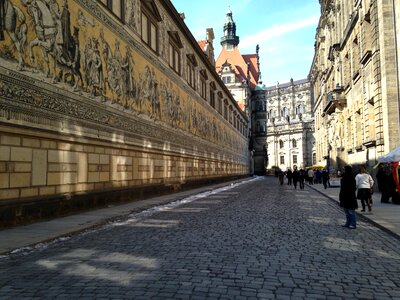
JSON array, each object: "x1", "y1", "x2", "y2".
[{"x1": 240, "y1": 15, "x2": 319, "y2": 49}]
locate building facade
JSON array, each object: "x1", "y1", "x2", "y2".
[
  {"x1": 0, "y1": 0, "x2": 250, "y2": 226},
  {"x1": 310, "y1": 0, "x2": 400, "y2": 172},
  {"x1": 261, "y1": 79, "x2": 315, "y2": 172}
]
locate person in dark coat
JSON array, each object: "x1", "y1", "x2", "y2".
[
  {"x1": 292, "y1": 166, "x2": 299, "y2": 189},
  {"x1": 286, "y1": 169, "x2": 293, "y2": 185},
  {"x1": 376, "y1": 165, "x2": 385, "y2": 192},
  {"x1": 299, "y1": 168, "x2": 306, "y2": 190},
  {"x1": 322, "y1": 169, "x2": 330, "y2": 189},
  {"x1": 339, "y1": 165, "x2": 358, "y2": 229}
]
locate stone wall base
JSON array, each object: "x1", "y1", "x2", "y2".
[{"x1": 0, "y1": 175, "x2": 248, "y2": 228}]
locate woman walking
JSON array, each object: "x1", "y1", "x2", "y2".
[
  {"x1": 339, "y1": 166, "x2": 357, "y2": 229},
  {"x1": 355, "y1": 165, "x2": 374, "y2": 212}
]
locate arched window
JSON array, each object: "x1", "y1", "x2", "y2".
[
  {"x1": 292, "y1": 139, "x2": 297, "y2": 148},
  {"x1": 296, "y1": 104, "x2": 306, "y2": 115},
  {"x1": 279, "y1": 140, "x2": 284, "y2": 149},
  {"x1": 281, "y1": 107, "x2": 289, "y2": 118},
  {"x1": 269, "y1": 109, "x2": 274, "y2": 119}
]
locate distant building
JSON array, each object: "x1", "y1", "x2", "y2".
[
  {"x1": 215, "y1": 8, "x2": 260, "y2": 112},
  {"x1": 262, "y1": 79, "x2": 315, "y2": 172}
]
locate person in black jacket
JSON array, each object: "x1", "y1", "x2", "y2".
[
  {"x1": 292, "y1": 166, "x2": 299, "y2": 189},
  {"x1": 339, "y1": 165, "x2": 358, "y2": 229}
]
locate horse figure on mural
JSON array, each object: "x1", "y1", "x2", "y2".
[
  {"x1": 0, "y1": 0, "x2": 28, "y2": 70},
  {"x1": 23, "y1": 0, "x2": 83, "y2": 89}
]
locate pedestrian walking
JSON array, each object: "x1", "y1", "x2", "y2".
[
  {"x1": 287, "y1": 168, "x2": 293, "y2": 185},
  {"x1": 355, "y1": 165, "x2": 374, "y2": 212},
  {"x1": 299, "y1": 168, "x2": 306, "y2": 189},
  {"x1": 278, "y1": 170, "x2": 284, "y2": 185},
  {"x1": 315, "y1": 169, "x2": 322, "y2": 184},
  {"x1": 307, "y1": 168, "x2": 314, "y2": 185},
  {"x1": 292, "y1": 166, "x2": 299, "y2": 189},
  {"x1": 322, "y1": 169, "x2": 330, "y2": 189},
  {"x1": 339, "y1": 165, "x2": 357, "y2": 229}
]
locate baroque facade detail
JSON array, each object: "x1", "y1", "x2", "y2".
[
  {"x1": 310, "y1": 0, "x2": 400, "y2": 171},
  {"x1": 253, "y1": 79, "x2": 315, "y2": 173}
]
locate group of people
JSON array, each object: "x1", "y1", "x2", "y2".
[
  {"x1": 277, "y1": 167, "x2": 330, "y2": 190},
  {"x1": 339, "y1": 165, "x2": 375, "y2": 229},
  {"x1": 278, "y1": 164, "x2": 379, "y2": 230},
  {"x1": 277, "y1": 166, "x2": 305, "y2": 189}
]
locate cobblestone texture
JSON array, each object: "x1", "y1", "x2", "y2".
[{"x1": 0, "y1": 177, "x2": 399, "y2": 299}]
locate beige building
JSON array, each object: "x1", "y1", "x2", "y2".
[
  {"x1": 0, "y1": 0, "x2": 249, "y2": 226},
  {"x1": 310, "y1": 0, "x2": 400, "y2": 172},
  {"x1": 262, "y1": 79, "x2": 315, "y2": 172}
]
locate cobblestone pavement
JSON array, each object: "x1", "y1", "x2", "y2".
[{"x1": 1, "y1": 177, "x2": 400, "y2": 300}]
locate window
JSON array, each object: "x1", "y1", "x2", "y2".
[
  {"x1": 168, "y1": 31, "x2": 183, "y2": 74},
  {"x1": 281, "y1": 107, "x2": 289, "y2": 118},
  {"x1": 292, "y1": 139, "x2": 297, "y2": 148},
  {"x1": 296, "y1": 104, "x2": 305, "y2": 115},
  {"x1": 279, "y1": 140, "x2": 284, "y2": 149},
  {"x1": 209, "y1": 82, "x2": 216, "y2": 106},
  {"x1": 140, "y1": 0, "x2": 162, "y2": 52},
  {"x1": 209, "y1": 88, "x2": 215, "y2": 107},
  {"x1": 293, "y1": 155, "x2": 298, "y2": 164},
  {"x1": 225, "y1": 76, "x2": 231, "y2": 84},
  {"x1": 224, "y1": 100, "x2": 228, "y2": 120},
  {"x1": 280, "y1": 156, "x2": 285, "y2": 165},
  {"x1": 218, "y1": 98, "x2": 223, "y2": 115},
  {"x1": 200, "y1": 70, "x2": 207, "y2": 100},
  {"x1": 100, "y1": 0, "x2": 125, "y2": 21},
  {"x1": 186, "y1": 54, "x2": 197, "y2": 89}
]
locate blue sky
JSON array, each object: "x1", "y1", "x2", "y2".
[{"x1": 171, "y1": 0, "x2": 320, "y2": 87}]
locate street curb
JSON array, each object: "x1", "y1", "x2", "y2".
[{"x1": 306, "y1": 184, "x2": 400, "y2": 242}]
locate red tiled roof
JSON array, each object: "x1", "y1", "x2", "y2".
[
  {"x1": 216, "y1": 47, "x2": 259, "y2": 89},
  {"x1": 197, "y1": 40, "x2": 207, "y2": 51}
]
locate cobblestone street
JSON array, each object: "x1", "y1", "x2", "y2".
[{"x1": 1, "y1": 177, "x2": 400, "y2": 299}]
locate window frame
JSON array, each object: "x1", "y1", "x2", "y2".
[
  {"x1": 168, "y1": 31, "x2": 183, "y2": 75},
  {"x1": 99, "y1": 0, "x2": 126, "y2": 22},
  {"x1": 186, "y1": 54, "x2": 197, "y2": 90},
  {"x1": 140, "y1": 2, "x2": 161, "y2": 53}
]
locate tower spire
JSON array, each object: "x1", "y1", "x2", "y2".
[{"x1": 220, "y1": 7, "x2": 239, "y2": 50}]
